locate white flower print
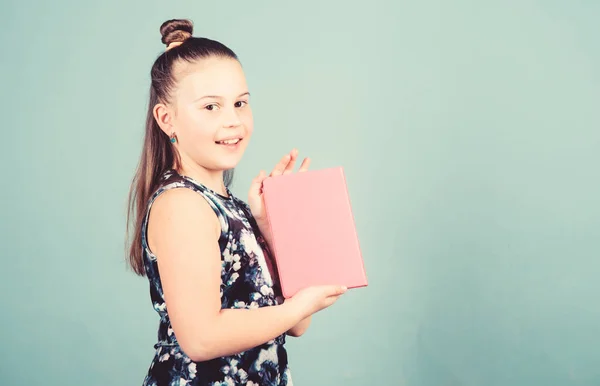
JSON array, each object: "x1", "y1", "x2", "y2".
[
  {"x1": 234, "y1": 300, "x2": 247, "y2": 309},
  {"x1": 240, "y1": 229, "x2": 273, "y2": 286},
  {"x1": 219, "y1": 358, "x2": 248, "y2": 385},
  {"x1": 223, "y1": 249, "x2": 233, "y2": 263},
  {"x1": 221, "y1": 358, "x2": 238, "y2": 375},
  {"x1": 225, "y1": 203, "x2": 246, "y2": 222},
  {"x1": 254, "y1": 344, "x2": 279, "y2": 371},
  {"x1": 237, "y1": 369, "x2": 248, "y2": 383},
  {"x1": 188, "y1": 363, "x2": 197, "y2": 379},
  {"x1": 222, "y1": 376, "x2": 236, "y2": 386},
  {"x1": 227, "y1": 272, "x2": 240, "y2": 285},
  {"x1": 142, "y1": 171, "x2": 292, "y2": 385},
  {"x1": 240, "y1": 230, "x2": 260, "y2": 255},
  {"x1": 260, "y1": 285, "x2": 274, "y2": 297}
]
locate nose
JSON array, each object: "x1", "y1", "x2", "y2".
[{"x1": 223, "y1": 106, "x2": 242, "y2": 128}]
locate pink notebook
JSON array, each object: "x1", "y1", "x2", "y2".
[{"x1": 261, "y1": 166, "x2": 368, "y2": 298}]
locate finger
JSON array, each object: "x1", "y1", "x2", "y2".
[
  {"x1": 282, "y1": 149, "x2": 298, "y2": 175},
  {"x1": 270, "y1": 154, "x2": 291, "y2": 177},
  {"x1": 249, "y1": 170, "x2": 267, "y2": 195},
  {"x1": 298, "y1": 157, "x2": 311, "y2": 172}
]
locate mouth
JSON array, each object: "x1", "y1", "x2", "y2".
[{"x1": 215, "y1": 138, "x2": 242, "y2": 146}]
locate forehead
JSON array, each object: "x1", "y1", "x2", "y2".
[{"x1": 173, "y1": 56, "x2": 247, "y2": 100}]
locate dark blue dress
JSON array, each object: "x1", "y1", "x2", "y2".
[{"x1": 141, "y1": 169, "x2": 293, "y2": 386}]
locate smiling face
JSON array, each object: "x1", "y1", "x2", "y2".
[{"x1": 156, "y1": 55, "x2": 253, "y2": 178}]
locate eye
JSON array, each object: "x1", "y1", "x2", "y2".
[
  {"x1": 205, "y1": 104, "x2": 220, "y2": 111},
  {"x1": 235, "y1": 100, "x2": 248, "y2": 108}
]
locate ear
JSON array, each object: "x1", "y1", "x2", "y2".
[{"x1": 153, "y1": 103, "x2": 175, "y2": 136}]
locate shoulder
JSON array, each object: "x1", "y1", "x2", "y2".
[{"x1": 149, "y1": 187, "x2": 221, "y2": 239}]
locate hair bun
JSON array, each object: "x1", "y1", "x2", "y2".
[{"x1": 160, "y1": 19, "x2": 193, "y2": 46}]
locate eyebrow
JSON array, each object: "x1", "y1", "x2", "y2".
[{"x1": 194, "y1": 92, "x2": 250, "y2": 102}]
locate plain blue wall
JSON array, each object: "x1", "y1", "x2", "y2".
[{"x1": 1, "y1": 1, "x2": 599, "y2": 385}]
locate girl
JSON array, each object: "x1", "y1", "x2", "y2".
[{"x1": 126, "y1": 19, "x2": 347, "y2": 386}]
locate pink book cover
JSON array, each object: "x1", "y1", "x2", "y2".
[{"x1": 261, "y1": 166, "x2": 368, "y2": 298}]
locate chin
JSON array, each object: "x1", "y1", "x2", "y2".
[
  {"x1": 205, "y1": 147, "x2": 247, "y2": 172},
  {"x1": 220, "y1": 154, "x2": 246, "y2": 170},
  {"x1": 215, "y1": 161, "x2": 241, "y2": 172}
]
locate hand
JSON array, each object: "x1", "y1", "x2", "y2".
[
  {"x1": 248, "y1": 148, "x2": 311, "y2": 223},
  {"x1": 286, "y1": 285, "x2": 347, "y2": 319}
]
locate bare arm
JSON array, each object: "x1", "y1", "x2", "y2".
[
  {"x1": 287, "y1": 316, "x2": 311, "y2": 337},
  {"x1": 148, "y1": 189, "x2": 305, "y2": 361}
]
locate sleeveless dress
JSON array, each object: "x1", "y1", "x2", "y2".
[{"x1": 140, "y1": 169, "x2": 293, "y2": 386}]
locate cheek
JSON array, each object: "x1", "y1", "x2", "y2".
[
  {"x1": 243, "y1": 110, "x2": 254, "y2": 135},
  {"x1": 180, "y1": 111, "x2": 215, "y2": 141},
  {"x1": 189, "y1": 127, "x2": 215, "y2": 146}
]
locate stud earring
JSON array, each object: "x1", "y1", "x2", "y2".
[{"x1": 169, "y1": 132, "x2": 177, "y2": 143}]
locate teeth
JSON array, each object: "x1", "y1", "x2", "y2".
[{"x1": 219, "y1": 139, "x2": 240, "y2": 145}]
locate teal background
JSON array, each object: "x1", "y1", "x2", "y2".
[{"x1": 1, "y1": 1, "x2": 599, "y2": 385}]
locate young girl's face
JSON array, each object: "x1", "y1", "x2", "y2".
[{"x1": 170, "y1": 56, "x2": 253, "y2": 173}]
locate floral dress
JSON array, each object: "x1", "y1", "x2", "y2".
[{"x1": 141, "y1": 169, "x2": 293, "y2": 386}]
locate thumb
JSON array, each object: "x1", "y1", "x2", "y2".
[{"x1": 323, "y1": 285, "x2": 347, "y2": 297}]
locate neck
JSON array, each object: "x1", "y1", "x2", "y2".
[{"x1": 177, "y1": 159, "x2": 228, "y2": 197}]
